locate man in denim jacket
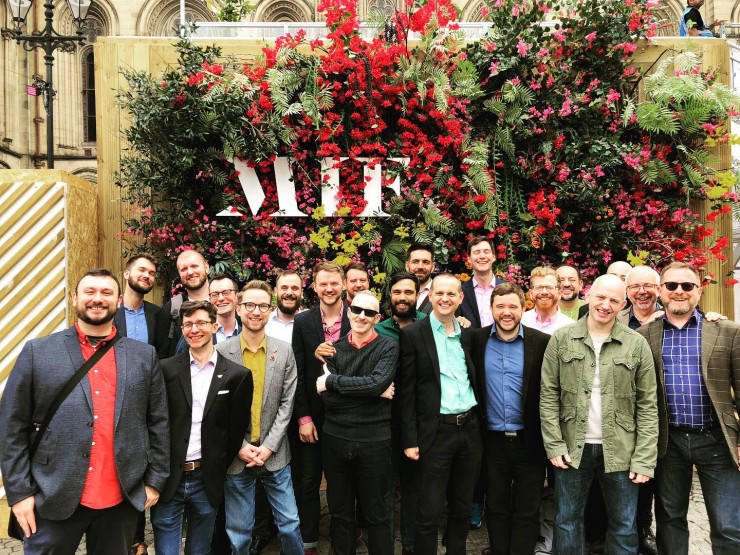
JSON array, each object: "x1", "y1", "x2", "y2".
[{"x1": 540, "y1": 274, "x2": 658, "y2": 555}]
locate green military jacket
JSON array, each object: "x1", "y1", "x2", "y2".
[{"x1": 540, "y1": 317, "x2": 658, "y2": 476}]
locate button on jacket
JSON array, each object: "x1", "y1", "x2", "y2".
[{"x1": 540, "y1": 317, "x2": 658, "y2": 477}]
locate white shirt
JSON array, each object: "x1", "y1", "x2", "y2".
[
  {"x1": 265, "y1": 310, "x2": 297, "y2": 344},
  {"x1": 586, "y1": 338, "x2": 605, "y2": 444},
  {"x1": 185, "y1": 349, "x2": 218, "y2": 461},
  {"x1": 417, "y1": 281, "x2": 431, "y2": 308},
  {"x1": 520, "y1": 307, "x2": 574, "y2": 336}
]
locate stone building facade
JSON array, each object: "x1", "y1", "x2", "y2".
[{"x1": 0, "y1": 0, "x2": 734, "y2": 182}]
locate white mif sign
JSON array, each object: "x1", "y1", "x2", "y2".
[{"x1": 217, "y1": 157, "x2": 410, "y2": 218}]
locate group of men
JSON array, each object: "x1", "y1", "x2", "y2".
[{"x1": 0, "y1": 238, "x2": 738, "y2": 555}]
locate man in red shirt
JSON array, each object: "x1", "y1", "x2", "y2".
[{"x1": 0, "y1": 269, "x2": 170, "y2": 555}]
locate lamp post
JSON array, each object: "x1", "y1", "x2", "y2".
[{"x1": 2, "y1": 1, "x2": 93, "y2": 168}]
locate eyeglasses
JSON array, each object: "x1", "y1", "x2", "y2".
[
  {"x1": 208, "y1": 289, "x2": 237, "y2": 300},
  {"x1": 662, "y1": 281, "x2": 700, "y2": 292},
  {"x1": 181, "y1": 321, "x2": 213, "y2": 331},
  {"x1": 349, "y1": 305, "x2": 379, "y2": 318},
  {"x1": 240, "y1": 302, "x2": 272, "y2": 313},
  {"x1": 626, "y1": 284, "x2": 658, "y2": 292},
  {"x1": 532, "y1": 285, "x2": 556, "y2": 292}
]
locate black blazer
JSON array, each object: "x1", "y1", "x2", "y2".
[
  {"x1": 114, "y1": 301, "x2": 160, "y2": 345},
  {"x1": 398, "y1": 316, "x2": 480, "y2": 453},
  {"x1": 469, "y1": 324, "x2": 551, "y2": 462},
  {"x1": 292, "y1": 305, "x2": 350, "y2": 427},
  {"x1": 159, "y1": 352, "x2": 253, "y2": 508},
  {"x1": 458, "y1": 277, "x2": 506, "y2": 329}
]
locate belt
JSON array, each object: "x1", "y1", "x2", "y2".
[
  {"x1": 183, "y1": 460, "x2": 202, "y2": 472},
  {"x1": 670, "y1": 425, "x2": 719, "y2": 435},
  {"x1": 487, "y1": 429, "x2": 523, "y2": 438},
  {"x1": 439, "y1": 409, "x2": 476, "y2": 426}
]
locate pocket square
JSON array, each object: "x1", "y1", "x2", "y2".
[{"x1": 217, "y1": 390, "x2": 230, "y2": 395}]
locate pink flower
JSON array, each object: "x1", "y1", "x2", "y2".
[
  {"x1": 481, "y1": 6, "x2": 489, "y2": 17},
  {"x1": 585, "y1": 32, "x2": 597, "y2": 42},
  {"x1": 517, "y1": 40, "x2": 530, "y2": 56},
  {"x1": 606, "y1": 89, "x2": 621, "y2": 103}
]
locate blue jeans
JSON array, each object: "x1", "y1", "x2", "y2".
[
  {"x1": 655, "y1": 427, "x2": 740, "y2": 555},
  {"x1": 151, "y1": 468, "x2": 218, "y2": 555},
  {"x1": 554, "y1": 443, "x2": 639, "y2": 555},
  {"x1": 224, "y1": 463, "x2": 303, "y2": 555}
]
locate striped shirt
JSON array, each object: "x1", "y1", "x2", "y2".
[{"x1": 662, "y1": 311, "x2": 717, "y2": 429}]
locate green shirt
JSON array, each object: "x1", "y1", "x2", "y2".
[
  {"x1": 429, "y1": 313, "x2": 477, "y2": 415},
  {"x1": 560, "y1": 299, "x2": 587, "y2": 321},
  {"x1": 374, "y1": 311, "x2": 427, "y2": 341}
]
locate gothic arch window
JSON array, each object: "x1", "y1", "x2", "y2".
[
  {"x1": 460, "y1": 0, "x2": 485, "y2": 22},
  {"x1": 366, "y1": 0, "x2": 396, "y2": 18},
  {"x1": 653, "y1": 2, "x2": 683, "y2": 36},
  {"x1": 139, "y1": 0, "x2": 217, "y2": 36},
  {"x1": 257, "y1": 0, "x2": 312, "y2": 22},
  {"x1": 82, "y1": 49, "x2": 96, "y2": 143}
]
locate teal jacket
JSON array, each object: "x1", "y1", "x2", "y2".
[{"x1": 540, "y1": 317, "x2": 658, "y2": 476}]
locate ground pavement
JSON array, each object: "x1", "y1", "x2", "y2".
[{"x1": 0, "y1": 473, "x2": 713, "y2": 554}]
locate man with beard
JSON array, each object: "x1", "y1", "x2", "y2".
[
  {"x1": 265, "y1": 270, "x2": 304, "y2": 345},
  {"x1": 521, "y1": 267, "x2": 574, "y2": 335},
  {"x1": 375, "y1": 271, "x2": 425, "y2": 340},
  {"x1": 460, "y1": 237, "x2": 507, "y2": 329},
  {"x1": 113, "y1": 254, "x2": 160, "y2": 555},
  {"x1": 344, "y1": 262, "x2": 370, "y2": 304},
  {"x1": 209, "y1": 273, "x2": 242, "y2": 344},
  {"x1": 155, "y1": 249, "x2": 210, "y2": 359},
  {"x1": 0, "y1": 269, "x2": 169, "y2": 554},
  {"x1": 292, "y1": 261, "x2": 350, "y2": 554},
  {"x1": 637, "y1": 262, "x2": 740, "y2": 555},
  {"x1": 406, "y1": 243, "x2": 436, "y2": 314},
  {"x1": 556, "y1": 265, "x2": 587, "y2": 321}
]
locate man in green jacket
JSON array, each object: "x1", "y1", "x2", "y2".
[{"x1": 540, "y1": 273, "x2": 658, "y2": 555}]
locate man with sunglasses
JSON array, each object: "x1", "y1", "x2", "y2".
[
  {"x1": 637, "y1": 261, "x2": 740, "y2": 555},
  {"x1": 316, "y1": 290, "x2": 397, "y2": 554}
]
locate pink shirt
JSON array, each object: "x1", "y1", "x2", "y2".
[{"x1": 473, "y1": 277, "x2": 495, "y2": 327}]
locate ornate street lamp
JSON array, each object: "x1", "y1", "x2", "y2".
[{"x1": 3, "y1": 1, "x2": 93, "y2": 168}]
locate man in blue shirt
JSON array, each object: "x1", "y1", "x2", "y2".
[
  {"x1": 468, "y1": 283, "x2": 551, "y2": 555},
  {"x1": 637, "y1": 261, "x2": 740, "y2": 555}
]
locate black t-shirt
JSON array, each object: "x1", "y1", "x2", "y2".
[{"x1": 684, "y1": 6, "x2": 709, "y2": 33}]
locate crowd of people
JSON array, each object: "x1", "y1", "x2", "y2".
[{"x1": 0, "y1": 237, "x2": 738, "y2": 555}]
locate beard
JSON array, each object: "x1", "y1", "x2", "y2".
[
  {"x1": 128, "y1": 276, "x2": 154, "y2": 295},
  {"x1": 560, "y1": 289, "x2": 578, "y2": 302},
  {"x1": 183, "y1": 274, "x2": 207, "y2": 291},
  {"x1": 535, "y1": 297, "x2": 557, "y2": 311},
  {"x1": 391, "y1": 300, "x2": 415, "y2": 319},
  {"x1": 76, "y1": 304, "x2": 116, "y2": 326},
  {"x1": 277, "y1": 295, "x2": 300, "y2": 315}
]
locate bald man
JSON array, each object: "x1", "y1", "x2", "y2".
[
  {"x1": 541, "y1": 274, "x2": 658, "y2": 555},
  {"x1": 607, "y1": 261, "x2": 633, "y2": 282}
]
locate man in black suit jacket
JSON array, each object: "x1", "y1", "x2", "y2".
[
  {"x1": 113, "y1": 254, "x2": 159, "y2": 346},
  {"x1": 459, "y1": 236, "x2": 506, "y2": 329},
  {"x1": 399, "y1": 273, "x2": 482, "y2": 555},
  {"x1": 291, "y1": 261, "x2": 350, "y2": 553},
  {"x1": 151, "y1": 301, "x2": 253, "y2": 555},
  {"x1": 469, "y1": 283, "x2": 551, "y2": 555},
  {"x1": 405, "y1": 242, "x2": 436, "y2": 315}
]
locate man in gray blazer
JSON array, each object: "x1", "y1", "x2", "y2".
[
  {"x1": 218, "y1": 280, "x2": 303, "y2": 555},
  {"x1": 0, "y1": 269, "x2": 169, "y2": 555}
]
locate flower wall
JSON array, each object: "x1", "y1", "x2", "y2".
[{"x1": 118, "y1": 0, "x2": 739, "y2": 291}]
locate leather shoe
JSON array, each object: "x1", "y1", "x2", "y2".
[
  {"x1": 250, "y1": 536, "x2": 270, "y2": 555},
  {"x1": 481, "y1": 549, "x2": 492, "y2": 555},
  {"x1": 401, "y1": 549, "x2": 414, "y2": 555},
  {"x1": 638, "y1": 527, "x2": 658, "y2": 555}
]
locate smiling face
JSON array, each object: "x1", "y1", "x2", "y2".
[
  {"x1": 531, "y1": 274, "x2": 560, "y2": 311},
  {"x1": 625, "y1": 266, "x2": 660, "y2": 313},
  {"x1": 492, "y1": 292, "x2": 523, "y2": 338},
  {"x1": 349, "y1": 293, "x2": 381, "y2": 336},
  {"x1": 406, "y1": 249, "x2": 435, "y2": 286},
  {"x1": 469, "y1": 240, "x2": 494, "y2": 275},
  {"x1": 344, "y1": 268, "x2": 370, "y2": 302},
  {"x1": 209, "y1": 277, "x2": 238, "y2": 317},
  {"x1": 556, "y1": 266, "x2": 582, "y2": 302},
  {"x1": 74, "y1": 275, "x2": 121, "y2": 327},
  {"x1": 390, "y1": 278, "x2": 419, "y2": 319},
  {"x1": 660, "y1": 267, "x2": 702, "y2": 317},
  {"x1": 587, "y1": 275, "x2": 627, "y2": 327},
  {"x1": 275, "y1": 273, "x2": 303, "y2": 315},
  {"x1": 181, "y1": 308, "x2": 218, "y2": 350},
  {"x1": 430, "y1": 275, "x2": 463, "y2": 319},
  {"x1": 314, "y1": 270, "x2": 344, "y2": 307},
  {"x1": 237, "y1": 288, "x2": 272, "y2": 333},
  {"x1": 177, "y1": 250, "x2": 209, "y2": 292},
  {"x1": 124, "y1": 257, "x2": 156, "y2": 295}
]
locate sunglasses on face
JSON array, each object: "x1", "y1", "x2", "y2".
[
  {"x1": 349, "y1": 305, "x2": 379, "y2": 318},
  {"x1": 662, "y1": 281, "x2": 700, "y2": 292}
]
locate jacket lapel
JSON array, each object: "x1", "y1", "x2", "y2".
[
  {"x1": 701, "y1": 321, "x2": 719, "y2": 385},
  {"x1": 421, "y1": 319, "x2": 441, "y2": 386},
  {"x1": 64, "y1": 329, "x2": 93, "y2": 412},
  {"x1": 113, "y1": 339, "x2": 128, "y2": 428},
  {"x1": 145, "y1": 302, "x2": 158, "y2": 345},
  {"x1": 263, "y1": 340, "x2": 278, "y2": 405},
  {"x1": 178, "y1": 354, "x2": 194, "y2": 409},
  {"x1": 463, "y1": 281, "x2": 482, "y2": 328},
  {"x1": 522, "y1": 327, "x2": 534, "y2": 401},
  {"x1": 203, "y1": 354, "x2": 227, "y2": 417}
]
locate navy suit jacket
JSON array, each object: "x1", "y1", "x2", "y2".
[
  {"x1": 114, "y1": 300, "x2": 160, "y2": 345},
  {"x1": 0, "y1": 327, "x2": 170, "y2": 520},
  {"x1": 458, "y1": 276, "x2": 506, "y2": 328}
]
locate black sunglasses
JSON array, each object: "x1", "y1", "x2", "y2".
[
  {"x1": 349, "y1": 305, "x2": 379, "y2": 318},
  {"x1": 662, "y1": 281, "x2": 700, "y2": 292}
]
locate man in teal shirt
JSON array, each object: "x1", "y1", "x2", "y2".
[{"x1": 399, "y1": 274, "x2": 482, "y2": 555}]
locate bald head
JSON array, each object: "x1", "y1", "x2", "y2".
[
  {"x1": 176, "y1": 249, "x2": 209, "y2": 292},
  {"x1": 607, "y1": 261, "x2": 632, "y2": 282}
]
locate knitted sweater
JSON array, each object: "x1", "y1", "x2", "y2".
[{"x1": 323, "y1": 333, "x2": 398, "y2": 442}]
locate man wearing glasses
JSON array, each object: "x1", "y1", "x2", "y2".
[
  {"x1": 219, "y1": 281, "x2": 303, "y2": 555},
  {"x1": 521, "y1": 267, "x2": 574, "y2": 336},
  {"x1": 209, "y1": 273, "x2": 242, "y2": 344},
  {"x1": 637, "y1": 261, "x2": 740, "y2": 555},
  {"x1": 152, "y1": 300, "x2": 253, "y2": 555}
]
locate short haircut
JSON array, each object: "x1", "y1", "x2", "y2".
[
  {"x1": 351, "y1": 289, "x2": 379, "y2": 309},
  {"x1": 344, "y1": 262, "x2": 368, "y2": 276},
  {"x1": 556, "y1": 264, "x2": 581, "y2": 279},
  {"x1": 529, "y1": 266, "x2": 559, "y2": 287},
  {"x1": 125, "y1": 253, "x2": 158, "y2": 271},
  {"x1": 275, "y1": 269, "x2": 303, "y2": 287},
  {"x1": 239, "y1": 279, "x2": 273, "y2": 303},
  {"x1": 388, "y1": 270, "x2": 420, "y2": 293},
  {"x1": 467, "y1": 236, "x2": 494, "y2": 254},
  {"x1": 180, "y1": 300, "x2": 217, "y2": 322},
  {"x1": 210, "y1": 272, "x2": 238, "y2": 289},
  {"x1": 406, "y1": 242, "x2": 435, "y2": 259},
  {"x1": 312, "y1": 261, "x2": 344, "y2": 281},
  {"x1": 490, "y1": 282, "x2": 526, "y2": 307},
  {"x1": 76, "y1": 268, "x2": 121, "y2": 296},
  {"x1": 430, "y1": 273, "x2": 462, "y2": 292},
  {"x1": 660, "y1": 261, "x2": 701, "y2": 282},
  {"x1": 625, "y1": 265, "x2": 660, "y2": 285}
]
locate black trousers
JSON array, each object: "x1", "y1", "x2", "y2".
[
  {"x1": 483, "y1": 432, "x2": 544, "y2": 555},
  {"x1": 290, "y1": 427, "x2": 324, "y2": 546},
  {"x1": 414, "y1": 418, "x2": 482, "y2": 555},
  {"x1": 23, "y1": 501, "x2": 139, "y2": 555}
]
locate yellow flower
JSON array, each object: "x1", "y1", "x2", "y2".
[
  {"x1": 373, "y1": 272, "x2": 387, "y2": 285},
  {"x1": 311, "y1": 205, "x2": 326, "y2": 220}
]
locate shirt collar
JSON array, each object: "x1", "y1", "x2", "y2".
[
  {"x1": 472, "y1": 275, "x2": 494, "y2": 290},
  {"x1": 75, "y1": 323, "x2": 117, "y2": 346},
  {"x1": 189, "y1": 347, "x2": 218, "y2": 371},
  {"x1": 490, "y1": 324, "x2": 524, "y2": 342},
  {"x1": 349, "y1": 330, "x2": 378, "y2": 348},
  {"x1": 320, "y1": 303, "x2": 344, "y2": 324},
  {"x1": 534, "y1": 306, "x2": 561, "y2": 324},
  {"x1": 240, "y1": 333, "x2": 266, "y2": 354},
  {"x1": 429, "y1": 312, "x2": 461, "y2": 336},
  {"x1": 662, "y1": 308, "x2": 702, "y2": 329}
]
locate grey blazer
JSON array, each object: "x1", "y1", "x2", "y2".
[
  {"x1": 217, "y1": 335, "x2": 297, "y2": 472},
  {"x1": 0, "y1": 327, "x2": 170, "y2": 520}
]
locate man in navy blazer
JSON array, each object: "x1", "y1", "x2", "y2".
[
  {"x1": 0, "y1": 269, "x2": 169, "y2": 555},
  {"x1": 459, "y1": 236, "x2": 506, "y2": 329},
  {"x1": 113, "y1": 254, "x2": 160, "y2": 346}
]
